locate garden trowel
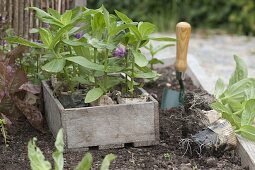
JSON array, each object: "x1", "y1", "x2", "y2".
[{"x1": 161, "y1": 22, "x2": 191, "y2": 110}]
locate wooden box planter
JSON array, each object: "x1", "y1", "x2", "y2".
[{"x1": 42, "y1": 80, "x2": 159, "y2": 150}]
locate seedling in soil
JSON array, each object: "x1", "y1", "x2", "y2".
[
  {"x1": 28, "y1": 128, "x2": 116, "y2": 170},
  {"x1": 145, "y1": 42, "x2": 174, "y2": 69},
  {"x1": 163, "y1": 152, "x2": 172, "y2": 160},
  {"x1": 0, "y1": 118, "x2": 8, "y2": 146}
]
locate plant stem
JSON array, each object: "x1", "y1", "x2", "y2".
[
  {"x1": 103, "y1": 49, "x2": 109, "y2": 93},
  {"x1": 130, "y1": 41, "x2": 141, "y2": 96},
  {"x1": 94, "y1": 48, "x2": 98, "y2": 86},
  {"x1": 125, "y1": 51, "x2": 129, "y2": 93}
]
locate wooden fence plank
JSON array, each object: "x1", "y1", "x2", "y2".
[
  {"x1": 0, "y1": 0, "x2": 74, "y2": 39},
  {"x1": 19, "y1": 0, "x2": 24, "y2": 36}
]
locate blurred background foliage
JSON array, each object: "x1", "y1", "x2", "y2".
[{"x1": 87, "y1": 0, "x2": 255, "y2": 35}]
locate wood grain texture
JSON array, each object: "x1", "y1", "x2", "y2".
[
  {"x1": 42, "y1": 81, "x2": 159, "y2": 150},
  {"x1": 64, "y1": 101, "x2": 157, "y2": 149},
  {"x1": 42, "y1": 81, "x2": 64, "y2": 137},
  {"x1": 237, "y1": 135, "x2": 255, "y2": 170},
  {"x1": 175, "y1": 22, "x2": 191, "y2": 72}
]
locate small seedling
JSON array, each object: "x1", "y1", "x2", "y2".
[
  {"x1": 163, "y1": 152, "x2": 172, "y2": 160},
  {"x1": 28, "y1": 128, "x2": 116, "y2": 170},
  {"x1": 0, "y1": 118, "x2": 8, "y2": 146}
]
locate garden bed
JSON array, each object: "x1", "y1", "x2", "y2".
[{"x1": 0, "y1": 65, "x2": 245, "y2": 170}]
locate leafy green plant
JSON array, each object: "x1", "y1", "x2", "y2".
[
  {"x1": 145, "y1": 42, "x2": 174, "y2": 69},
  {"x1": 28, "y1": 128, "x2": 116, "y2": 170},
  {"x1": 6, "y1": 6, "x2": 175, "y2": 104},
  {"x1": 211, "y1": 55, "x2": 255, "y2": 141}
]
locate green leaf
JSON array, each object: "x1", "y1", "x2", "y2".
[
  {"x1": 214, "y1": 78, "x2": 225, "y2": 99},
  {"x1": 226, "y1": 99, "x2": 243, "y2": 113},
  {"x1": 132, "y1": 50, "x2": 148, "y2": 67},
  {"x1": 50, "y1": 24, "x2": 74, "y2": 49},
  {"x1": 100, "y1": 154, "x2": 116, "y2": 170},
  {"x1": 244, "y1": 88, "x2": 255, "y2": 100},
  {"x1": 211, "y1": 101, "x2": 231, "y2": 115},
  {"x1": 52, "y1": 128, "x2": 64, "y2": 170},
  {"x1": 149, "y1": 58, "x2": 164, "y2": 65},
  {"x1": 114, "y1": 10, "x2": 141, "y2": 39},
  {"x1": 29, "y1": 7, "x2": 63, "y2": 27},
  {"x1": 238, "y1": 125, "x2": 255, "y2": 141},
  {"x1": 241, "y1": 99, "x2": 255, "y2": 126},
  {"x1": 91, "y1": 12, "x2": 105, "y2": 37},
  {"x1": 48, "y1": 8, "x2": 61, "y2": 19},
  {"x1": 109, "y1": 24, "x2": 135, "y2": 37},
  {"x1": 229, "y1": 55, "x2": 248, "y2": 86},
  {"x1": 222, "y1": 78, "x2": 255, "y2": 103},
  {"x1": 138, "y1": 22, "x2": 156, "y2": 38},
  {"x1": 63, "y1": 39, "x2": 88, "y2": 47},
  {"x1": 150, "y1": 37, "x2": 176, "y2": 41},
  {"x1": 85, "y1": 88, "x2": 104, "y2": 103},
  {"x1": 102, "y1": 5, "x2": 110, "y2": 31},
  {"x1": 61, "y1": 10, "x2": 72, "y2": 25},
  {"x1": 114, "y1": 10, "x2": 132, "y2": 23},
  {"x1": 66, "y1": 56, "x2": 104, "y2": 71},
  {"x1": 41, "y1": 58, "x2": 66, "y2": 73},
  {"x1": 98, "y1": 77, "x2": 122, "y2": 91},
  {"x1": 75, "y1": 153, "x2": 93, "y2": 170},
  {"x1": 5, "y1": 36, "x2": 45, "y2": 48},
  {"x1": 134, "y1": 70, "x2": 159, "y2": 79},
  {"x1": 38, "y1": 28, "x2": 52, "y2": 47},
  {"x1": 28, "y1": 137, "x2": 52, "y2": 170}
]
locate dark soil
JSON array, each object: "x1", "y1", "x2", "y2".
[{"x1": 0, "y1": 66, "x2": 245, "y2": 170}]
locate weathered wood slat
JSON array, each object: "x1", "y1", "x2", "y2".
[
  {"x1": 19, "y1": 0, "x2": 24, "y2": 36},
  {"x1": 13, "y1": 0, "x2": 19, "y2": 35},
  {"x1": 237, "y1": 136, "x2": 255, "y2": 170}
]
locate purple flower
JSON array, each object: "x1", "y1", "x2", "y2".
[
  {"x1": 1, "y1": 40, "x2": 7, "y2": 46},
  {"x1": 74, "y1": 32, "x2": 83, "y2": 39},
  {"x1": 113, "y1": 47, "x2": 127, "y2": 58},
  {"x1": 43, "y1": 23, "x2": 50, "y2": 28}
]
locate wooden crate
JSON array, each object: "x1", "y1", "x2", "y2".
[{"x1": 42, "y1": 80, "x2": 159, "y2": 150}]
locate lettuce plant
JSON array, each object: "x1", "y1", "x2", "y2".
[
  {"x1": 211, "y1": 55, "x2": 255, "y2": 140},
  {"x1": 28, "y1": 128, "x2": 116, "y2": 170},
  {"x1": 0, "y1": 46, "x2": 43, "y2": 132},
  {"x1": 5, "y1": 6, "x2": 175, "y2": 104}
]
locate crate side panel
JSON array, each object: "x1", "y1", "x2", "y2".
[
  {"x1": 42, "y1": 81, "x2": 62, "y2": 137},
  {"x1": 65, "y1": 102, "x2": 157, "y2": 148}
]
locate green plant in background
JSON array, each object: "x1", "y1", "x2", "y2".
[
  {"x1": 145, "y1": 42, "x2": 174, "y2": 69},
  {"x1": 0, "y1": 118, "x2": 8, "y2": 146},
  {"x1": 6, "y1": 6, "x2": 175, "y2": 104},
  {"x1": 28, "y1": 128, "x2": 116, "y2": 170},
  {"x1": 88, "y1": 0, "x2": 255, "y2": 35},
  {"x1": 211, "y1": 55, "x2": 255, "y2": 141}
]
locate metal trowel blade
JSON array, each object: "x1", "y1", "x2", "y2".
[{"x1": 161, "y1": 88, "x2": 180, "y2": 110}]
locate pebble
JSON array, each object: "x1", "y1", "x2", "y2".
[
  {"x1": 206, "y1": 157, "x2": 217, "y2": 167},
  {"x1": 179, "y1": 163, "x2": 192, "y2": 170}
]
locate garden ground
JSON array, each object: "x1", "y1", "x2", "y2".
[{"x1": 0, "y1": 66, "x2": 244, "y2": 170}]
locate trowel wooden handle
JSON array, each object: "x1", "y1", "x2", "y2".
[{"x1": 175, "y1": 22, "x2": 191, "y2": 72}]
